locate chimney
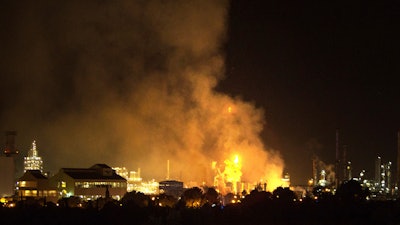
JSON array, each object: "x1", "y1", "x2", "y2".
[
  {"x1": 335, "y1": 129, "x2": 340, "y2": 188},
  {"x1": 166, "y1": 160, "x2": 170, "y2": 180},
  {"x1": 3, "y1": 131, "x2": 18, "y2": 157},
  {"x1": 397, "y1": 131, "x2": 400, "y2": 187}
]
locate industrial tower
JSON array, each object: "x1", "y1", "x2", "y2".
[{"x1": 0, "y1": 131, "x2": 19, "y2": 197}]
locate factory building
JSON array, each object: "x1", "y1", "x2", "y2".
[
  {"x1": 49, "y1": 164, "x2": 127, "y2": 201},
  {"x1": 159, "y1": 180, "x2": 184, "y2": 198}
]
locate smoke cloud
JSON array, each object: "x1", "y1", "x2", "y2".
[{"x1": 0, "y1": 0, "x2": 284, "y2": 188}]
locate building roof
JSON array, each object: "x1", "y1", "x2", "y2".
[
  {"x1": 159, "y1": 180, "x2": 183, "y2": 184},
  {"x1": 19, "y1": 170, "x2": 47, "y2": 181},
  {"x1": 60, "y1": 165, "x2": 126, "y2": 181},
  {"x1": 90, "y1": 164, "x2": 111, "y2": 169}
]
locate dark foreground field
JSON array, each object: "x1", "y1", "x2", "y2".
[{"x1": 1, "y1": 199, "x2": 399, "y2": 225}]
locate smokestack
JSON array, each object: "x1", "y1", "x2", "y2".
[
  {"x1": 343, "y1": 145, "x2": 347, "y2": 181},
  {"x1": 335, "y1": 129, "x2": 339, "y2": 163},
  {"x1": 397, "y1": 131, "x2": 400, "y2": 187},
  {"x1": 3, "y1": 131, "x2": 18, "y2": 157},
  {"x1": 312, "y1": 155, "x2": 317, "y2": 186},
  {"x1": 335, "y1": 129, "x2": 340, "y2": 188},
  {"x1": 375, "y1": 156, "x2": 381, "y2": 184},
  {"x1": 166, "y1": 159, "x2": 170, "y2": 180}
]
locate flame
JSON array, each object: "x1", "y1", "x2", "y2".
[
  {"x1": 224, "y1": 154, "x2": 242, "y2": 184},
  {"x1": 213, "y1": 154, "x2": 242, "y2": 194},
  {"x1": 213, "y1": 152, "x2": 285, "y2": 194}
]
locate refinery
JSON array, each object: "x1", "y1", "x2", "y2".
[
  {"x1": 2, "y1": 130, "x2": 400, "y2": 225},
  {"x1": 1, "y1": 129, "x2": 400, "y2": 206}
]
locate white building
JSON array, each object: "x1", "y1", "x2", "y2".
[{"x1": 24, "y1": 140, "x2": 43, "y2": 173}]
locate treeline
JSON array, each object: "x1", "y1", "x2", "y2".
[{"x1": 1, "y1": 181, "x2": 400, "y2": 225}]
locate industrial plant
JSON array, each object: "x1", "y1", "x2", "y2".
[
  {"x1": 1, "y1": 129, "x2": 400, "y2": 207},
  {"x1": 1, "y1": 129, "x2": 400, "y2": 225},
  {"x1": 309, "y1": 129, "x2": 399, "y2": 200}
]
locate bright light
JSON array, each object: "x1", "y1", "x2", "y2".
[
  {"x1": 223, "y1": 154, "x2": 242, "y2": 193},
  {"x1": 233, "y1": 155, "x2": 239, "y2": 164},
  {"x1": 213, "y1": 154, "x2": 243, "y2": 195}
]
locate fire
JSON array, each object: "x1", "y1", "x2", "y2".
[
  {"x1": 224, "y1": 154, "x2": 242, "y2": 185},
  {"x1": 213, "y1": 152, "x2": 285, "y2": 194},
  {"x1": 265, "y1": 176, "x2": 284, "y2": 192},
  {"x1": 213, "y1": 154, "x2": 243, "y2": 194}
]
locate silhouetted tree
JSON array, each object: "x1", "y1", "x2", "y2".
[
  {"x1": 336, "y1": 179, "x2": 369, "y2": 202},
  {"x1": 204, "y1": 187, "x2": 219, "y2": 205},
  {"x1": 312, "y1": 185, "x2": 334, "y2": 201},
  {"x1": 273, "y1": 187, "x2": 296, "y2": 202},
  {"x1": 121, "y1": 191, "x2": 150, "y2": 207},
  {"x1": 157, "y1": 193, "x2": 178, "y2": 207},
  {"x1": 182, "y1": 187, "x2": 204, "y2": 208},
  {"x1": 223, "y1": 193, "x2": 236, "y2": 205},
  {"x1": 242, "y1": 190, "x2": 272, "y2": 207}
]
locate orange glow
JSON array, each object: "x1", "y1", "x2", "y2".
[
  {"x1": 213, "y1": 155, "x2": 244, "y2": 194},
  {"x1": 223, "y1": 154, "x2": 242, "y2": 193},
  {"x1": 227, "y1": 106, "x2": 232, "y2": 113},
  {"x1": 266, "y1": 176, "x2": 283, "y2": 192}
]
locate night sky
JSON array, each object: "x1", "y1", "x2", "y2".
[
  {"x1": 1, "y1": 0, "x2": 400, "y2": 186},
  {"x1": 220, "y1": 0, "x2": 400, "y2": 184}
]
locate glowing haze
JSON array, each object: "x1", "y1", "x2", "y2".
[{"x1": 0, "y1": 0, "x2": 284, "y2": 190}]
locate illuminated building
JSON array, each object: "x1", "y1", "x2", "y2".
[
  {"x1": 159, "y1": 180, "x2": 184, "y2": 198},
  {"x1": 113, "y1": 167, "x2": 158, "y2": 194},
  {"x1": 17, "y1": 170, "x2": 57, "y2": 203},
  {"x1": 24, "y1": 140, "x2": 43, "y2": 173},
  {"x1": 50, "y1": 164, "x2": 127, "y2": 201},
  {"x1": 133, "y1": 179, "x2": 159, "y2": 195},
  {"x1": 318, "y1": 170, "x2": 327, "y2": 187}
]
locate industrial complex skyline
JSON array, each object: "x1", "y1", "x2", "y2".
[{"x1": 2, "y1": 130, "x2": 400, "y2": 192}]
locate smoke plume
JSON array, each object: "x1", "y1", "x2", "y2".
[{"x1": 0, "y1": 0, "x2": 284, "y2": 188}]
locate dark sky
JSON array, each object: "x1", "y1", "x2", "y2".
[
  {"x1": 220, "y1": 0, "x2": 400, "y2": 184},
  {"x1": 1, "y1": 0, "x2": 400, "y2": 186}
]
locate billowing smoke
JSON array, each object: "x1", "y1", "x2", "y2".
[{"x1": 0, "y1": 0, "x2": 284, "y2": 187}]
